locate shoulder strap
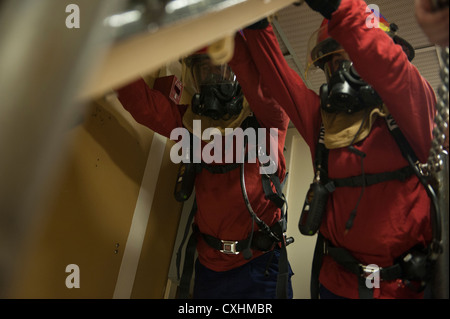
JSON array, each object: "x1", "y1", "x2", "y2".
[
  {"x1": 261, "y1": 173, "x2": 286, "y2": 209},
  {"x1": 385, "y1": 114, "x2": 420, "y2": 164},
  {"x1": 384, "y1": 115, "x2": 442, "y2": 256}
]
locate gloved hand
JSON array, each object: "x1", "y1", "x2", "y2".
[
  {"x1": 304, "y1": 0, "x2": 342, "y2": 20},
  {"x1": 246, "y1": 18, "x2": 269, "y2": 29}
]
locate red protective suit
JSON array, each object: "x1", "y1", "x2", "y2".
[
  {"x1": 116, "y1": 75, "x2": 290, "y2": 273},
  {"x1": 229, "y1": 0, "x2": 436, "y2": 298}
]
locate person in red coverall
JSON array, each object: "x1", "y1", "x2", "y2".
[
  {"x1": 229, "y1": 0, "x2": 437, "y2": 298},
  {"x1": 116, "y1": 50, "x2": 293, "y2": 298}
]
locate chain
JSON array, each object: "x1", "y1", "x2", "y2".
[{"x1": 427, "y1": 46, "x2": 449, "y2": 176}]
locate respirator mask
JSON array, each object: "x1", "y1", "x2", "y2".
[
  {"x1": 192, "y1": 82, "x2": 243, "y2": 120},
  {"x1": 307, "y1": 17, "x2": 414, "y2": 115},
  {"x1": 320, "y1": 60, "x2": 382, "y2": 114},
  {"x1": 184, "y1": 53, "x2": 243, "y2": 121}
]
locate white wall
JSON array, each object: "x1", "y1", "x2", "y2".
[{"x1": 283, "y1": 127, "x2": 317, "y2": 299}]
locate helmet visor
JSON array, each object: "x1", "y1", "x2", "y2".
[
  {"x1": 306, "y1": 24, "x2": 345, "y2": 80},
  {"x1": 184, "y1": 54, "x2": 236, "y2": 92}
]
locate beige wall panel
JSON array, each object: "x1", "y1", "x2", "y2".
[
  {"x1": 10, "y1": 102, "x2": 153, "y2": 298},
  {"x1": 128, "y1": 67, "x2": 186, "y2": 298},
  {"x1": 131, "y1": 140, "x2": 184, "y2": 299},
  {"x1": 284, "y1": 128, "x2": 316, "y2": 299}
]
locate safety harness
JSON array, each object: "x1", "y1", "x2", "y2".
[
  {"x1": 176, "y1": 116, "x2": 291, "y2": 299},
  {"x1": 310, "y1": 114, "x2": 442, "y2": 299}
]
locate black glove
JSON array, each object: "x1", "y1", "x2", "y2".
[
  {"x1": 246, "y1": 18, "x2": 269, "y2": 30},
  {"x1": 305, "y1": 0, "x2": 341, "y2": 20}
]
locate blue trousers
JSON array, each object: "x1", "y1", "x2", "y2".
[
  {"x1": 193, "y1": 249, "x2": 293, "y2": 299},
  {"x1": 319, "y1": 285, "x2": 348, "y2": 299}
]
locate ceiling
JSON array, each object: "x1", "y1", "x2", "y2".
[{"x1": 272, "y1": 0, "x2": 443, "y2": 95}]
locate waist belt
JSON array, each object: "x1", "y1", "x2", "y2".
[
  {"x1": 201, "y1": 232, "x2": 251, "y2": 254},
  {"x1": 177, "y1": 215, "x2": 290, "y2": 299},
  {"x1": 199, "y1": 223, "x2": 280, "y2": 254},
  {"x1": 311, "y1": 233, "x2": 405, "y2": 299},
  {"x1": 324, "y1": 237, "x2": 403, "y2": 299},
  {"x1": 325, "y1": 241, "x2": 403, "y2": 282}
]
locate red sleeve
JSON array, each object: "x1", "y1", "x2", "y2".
[
  {"x1": 228, "y1": 34, "x2": 291, "y2": 179},
  {"x1": 116, "y1": 78, "x2": 188, "y2": 138},
  {"x1": 236, "y1": 26, "x2": 322, "y2": 156},
  {"x1": 329, "y1": 0, "x2": 436, "y2": 162},
  {"x1": 228, "y1": 36, "x2": 290, "y2": 137}
]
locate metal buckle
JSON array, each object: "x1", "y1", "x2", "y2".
[
  {"x1": 220, "y1": 240, "x2": 239, "y2": 254},
  {"x1": 417, "y1": 162, "x2": 430, "y2": 177},
  {"x1": 360, "y1": 264, "x2": 380, "y2": 278}
]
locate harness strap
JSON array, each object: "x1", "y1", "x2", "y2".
[
  {"x1": 311, "y1": 233, "x2": 325, "y2": 299},
  {"x1": 331, "y1": 166, "x2": 414, "y2": 188},
  {"x1": 272, "y1": 221, "x2": 290, "y2": 299},
  {"x1": 261, "y1": 173, "x2": 286, "y2": 209},
  {"x1": 200, "y1": 159, "x2": 287, "y2": 210}
]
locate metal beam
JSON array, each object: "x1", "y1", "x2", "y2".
[{"x1": 81, "y1": 0, "x2": 297, "y2": 99}]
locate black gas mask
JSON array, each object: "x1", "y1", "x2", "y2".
[
  {"x1": 184, "y1": 53, "x2": 243, "y2": 121},
  {"x1": 191, "y1": 83, "x2": 243, "y2": 121},
  {"x1": 320, "y1": 60, "x2": 382, "y2": 114}
]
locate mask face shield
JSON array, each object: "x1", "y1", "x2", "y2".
[
  {"x1": 305, "y1": 15, "x2": 414, "y2": 82},
  {"x1": 305, "y1": 23, "x2": 346, "y2": 80},
  {"x1": 183, "y1": 53, "x2": 237, "y2": 93},
  {"x1": 183, "y1": 53, "x2": 243, "y2": 121}
]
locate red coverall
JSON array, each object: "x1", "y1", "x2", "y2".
[
  {"x1": 116, "y1": 75, "x2": 290, "y2": 274},
  {"x1": 229, "y1": 0, "x2": 436, "y2": 298}
]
